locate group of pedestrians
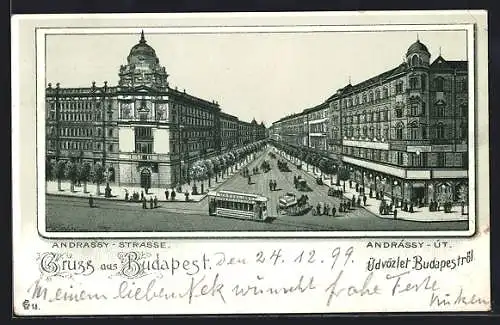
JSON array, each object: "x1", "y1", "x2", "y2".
[
  {"x1": 141, "y1": 195, "x2": 159, "y2": 209},
  {"x1": 268, "y1": 179, "x2": 278, "y2": 191}
]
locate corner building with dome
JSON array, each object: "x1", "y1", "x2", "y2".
[
  {"x1": 270, "y1": 39, "x2": 469, "y2": 206},
  {"x1": 45, "y1": 32, "x2": 267, "y2": 188}
]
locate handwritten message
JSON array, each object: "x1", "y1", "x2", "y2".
[{"x1": 19, "y1": 240, "x2": 489, "y2": 314}]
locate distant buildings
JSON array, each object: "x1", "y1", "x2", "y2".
[
  {"x1": 45, "y1": 31, "x2": 266, "y2": 188},
  {"x1": 270, "y1": 39, "x2": 468, "y2": 205}
]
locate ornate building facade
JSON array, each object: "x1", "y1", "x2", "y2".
[
  {"x1": 46, "y1": 31, "x2": 267, "y2": 188},
  {"x1": 270, "y1": 39, "x2": 469, "y2": 204}
]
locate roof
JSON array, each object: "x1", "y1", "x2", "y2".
[
  {"x1": 430, "y1": 56, "x2": 468, "y2": 70},
  {"x1": 406, "y1": 40, "x2": 430, "y2": 56},
  {"x1": 326, "y1": 63, "x2": 407, "y2": 102}
]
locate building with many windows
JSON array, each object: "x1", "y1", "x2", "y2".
[
  {"x1": 46, "y1": 31, "x2": 266, "y2": 189},
  {"x1": 270, "y1": 39, "x2": 469, "y2": 205}
]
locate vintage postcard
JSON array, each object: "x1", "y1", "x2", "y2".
[{"x1": 12, "y1": 11, "x2": 490, "y2": 315}]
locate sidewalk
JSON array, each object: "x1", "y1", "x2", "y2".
[
  {"x1": 274, "y1": 147, "x2": 469, "y2": 223},
  {"x1": 46, "y1": 153, "x2": 261, "y2": 203}
]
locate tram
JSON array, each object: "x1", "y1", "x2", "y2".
[{"x1": 207, "y1": 190, "x2": 270, "y2": 221}]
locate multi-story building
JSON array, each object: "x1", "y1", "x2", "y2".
[
  {"x1": 270, "y1": 39, "x2": 469, "y2": 204},
  {"x1": 220, "y1": 111, "x2": 239, "y2": 151},
  {"x1": 46, "y1": 31, "x2": 266, "y2": 189}
]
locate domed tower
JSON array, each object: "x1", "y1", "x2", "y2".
[
  {"x1": 118, "y1": 31, "x2": 169, "y2": 90},
  {"x1": 406, "y1": 38, "x2": 431, "y2": 68}
]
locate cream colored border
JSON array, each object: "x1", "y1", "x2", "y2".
[
  {"x1": 34, "y1": 23, "x2": 476, "y2": 238},
  {"x1": 11, "y1": 11, "x2": 490, "y2": 316}
]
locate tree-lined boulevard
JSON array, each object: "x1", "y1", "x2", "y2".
[{"x1": 46, "y1": 144, "x2": 468, "y2": 232}]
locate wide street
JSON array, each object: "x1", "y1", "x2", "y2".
[{"x1": 46, "y1": 146, "x2": 468, "y2": 233}]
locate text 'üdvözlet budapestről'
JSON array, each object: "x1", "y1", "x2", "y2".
[{"x1": 367, "y1": 250, "x2": 474, "y2": 272}]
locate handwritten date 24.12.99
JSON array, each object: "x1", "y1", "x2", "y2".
[{"x1": 254, "y1": 247, "x2": 354, "y2": 269}]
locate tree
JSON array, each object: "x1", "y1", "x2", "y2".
[
  {"x1": 189, "y1": 161, "x2": 206, "y2": 194},
  {"x1": 318, "y1": 158, "x2": 329, "y2": 179},
  {"x1": 78, "y1": 162, "x2": 92, "y2": 193},
  {"x1": 337, "y1": 166, "x2": 350, "y2": 192},
  {"x1": 46, "y1": 158, "x2": 54, "y2": 182},
  {"x1": 53, "y1": 160, "x2": 67, "y2": 191},
  {"x1": 65, "y1": 160, "x2": 79, "y2": 192},
  {"x1": 91, "y1": 163, "x2": 105, "y2": 195},
  {"x1": 212, "y1": 158, "x2": 221, "y2": 183},
  {"x1": 203, "y1": 159, "x2": 214, "y2": 188}
]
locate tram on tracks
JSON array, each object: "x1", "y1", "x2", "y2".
[{"x1": 207, "y1": 190, "x2": 270, "y2": 222}]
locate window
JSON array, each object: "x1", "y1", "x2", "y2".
[
  {"x1": 460, "y1": 123, "x2": 468, "y2": 139},
  {"x1": 437, "y1": 153, "x2": 445, "y2": 166},
  {"x1": 435, "y1": 77, "x2": 445, "y2": 92},
  {"x1": 436, "y1": 123, "x2": 445, "y2": 139},
  {"x1": 435, "y1": 103, "x2": 445, "y2": 117},
  {"x1": 395, "y1": 123, "x2": 404, "y2": 140},
  {"x1": 396, "y1": 152, "x2": 404, "y2": 165},
  {"x1": 422, "y1": 126, "x2": 428, "y2": 139},
  {"x1": 461, "y1": 103, "x2": 468, "y2": 117},
  {"x1": 395, "y1": 107, "x2": 403, "y2": 118},
  {"x1": 409, "y1": 122, "x2": 419, "y2": 140},
  {"x1": 411, "y1": 55, "x2": 419, "y2": 67},
  {"x1": 369, "y1": 92, "x2": 374, "y2": 102},
  {"x1": 383, "y1": 87, "x2": 388, "y2": 98},
  {"x1": 375, "y1": 89, "x2": 380, "y2": 100},
  {"x1": 410, "y1": 76, "x2": 419, "y2": 89},
  {"x1": 395, "y1": 81, "x2": 404, "y2": 94}
]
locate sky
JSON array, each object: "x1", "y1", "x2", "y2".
[{"x1": 46, "y1": 29, "x2": 467, "y2": 126}]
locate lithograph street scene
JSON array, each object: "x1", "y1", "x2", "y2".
[{"x1": 43, "y1": 29, "x2": 471, "y2": 233}]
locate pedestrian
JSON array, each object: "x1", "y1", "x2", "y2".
[
  {"x1": 89, "y1": 194, "x2": 94, "y2": 208},
  {"x1": 363, "y1": 195, "x2": 367, "y2": 206},
  {"x1": 273, "y1": 180, "x2": 277, "y2": 191},
  {"x1": 357, "y1": 197, "x2": 361, "y2": 207},
  {"x1": 409, "y1": 203, "x2": 414, "y2": 213},
  {"x1": 269, "y1": 180, "x2": 273, "y2": 191},
  {"x1": 339, "y1": 203, "x2": 343, "y2": 213},
  {"x1": 140, "y1": 191, "x2": 144, "y2": 201},
  {"x1": 125, "y1": 191, "x2": 129, "y2": 202},
  {"x1": 149, "y1": 197, "x2": 154, "y2": 209},
  {"x1": 171, "y1": 190, "x2": 176, "y2": 201},
  {"x1": 331, "y1": 206, "x2": 336, "y2": 217},
  {"x1": 393, "y1": 208, "x2": 398, "y2": 220},
  {"x1": 165, "y1": 189, "x2": 169, "y2": 201},
  {"x1": 142, "y1": 197, "x2": 147, "y2": 209},
  {"x1": 154, "y1": 196, "x2": 158, "y2": 208}
]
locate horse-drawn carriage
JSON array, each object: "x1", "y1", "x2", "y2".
[
  {"x1": 277, "y1": 192, "x2": 312, "y2": 216},
  {"x1": 328, "y1": 185, "x2": 343, "y2": 198}
]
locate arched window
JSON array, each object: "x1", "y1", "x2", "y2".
[
  {"x1": 411, "y1": 55, "x2": 419, "y2": 67},
  {"x1": 435, "y1": 77, "x2": 445, "y2": 91},
  {"x1": 369, "y1": 92, "x2": 374, "y2": 102},
  {"x1": 436, "y1": 122, "x2": 445, "y2": 139},
  {"x1": 375, "y1": 89, "x2": 380, "y2": 100},
  {"x1": 383, "y1": 87, "x2": 389, "y2": 98},
  {"x1": 435, "y1": 102, "x2": 445, "y2": 117},
  {"x1": 409, "y1": 121, "x2": 419, "y2": 140},
  {"x1": 395, "y1": 123, "x2": 404, "y2": 140}
]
